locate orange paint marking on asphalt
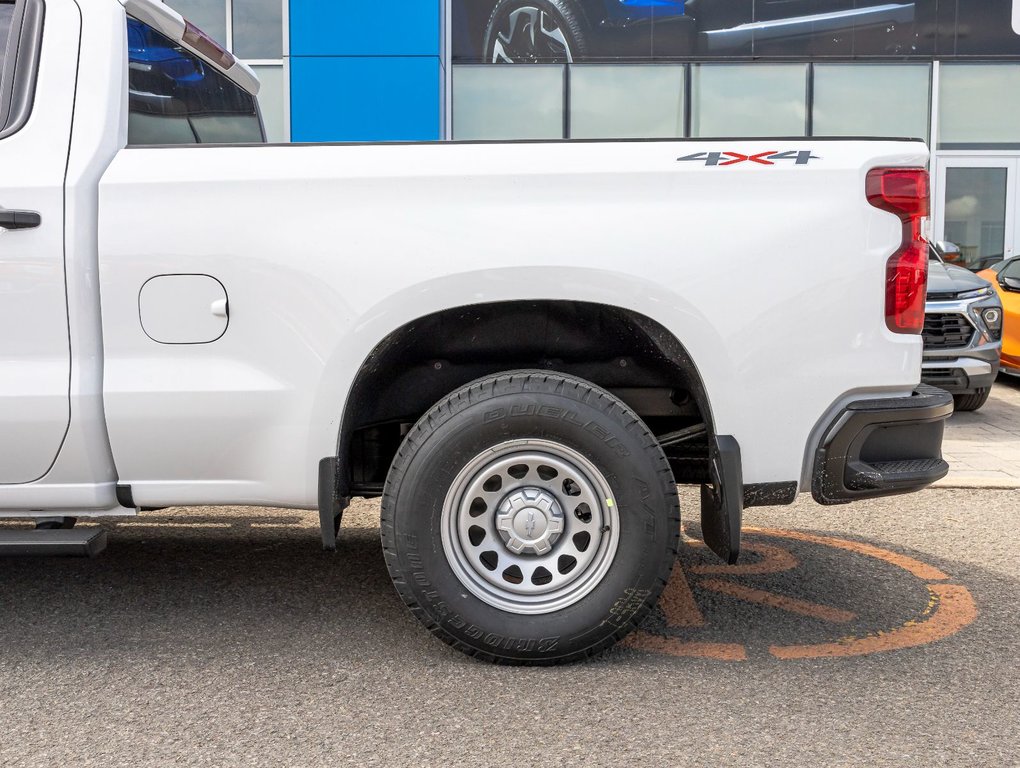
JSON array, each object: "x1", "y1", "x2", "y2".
[
  {"x1": 629, "y1": 527, "x2": 974, "y2": 662},
  {"x1": 698, "y1": 578, "x2": 858, "y2": 624},
  {"x1": 770, "y1": 583, "x2": 976, "y2": 659},
  {"x1": 621, "y1": 631, "x2": 747, "y2": 661},
  {"x1": 689, "y1": 542, "x2": 799, "y2": 576},
  {"x1": 746, "y1": 528, "x2": 951, "y2": 582},
  {"x1": 659, "y1": 566, "x2": 706, "y2": 627}
]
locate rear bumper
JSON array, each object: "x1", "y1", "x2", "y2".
[{"x1": 811, "y1": 385, "x2": 953, "y2": 505}]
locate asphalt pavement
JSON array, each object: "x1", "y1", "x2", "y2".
[{"x1": 1, "y1": 485, "x2": 1018, "y2": 767}]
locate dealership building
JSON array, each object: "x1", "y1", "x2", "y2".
[{"x1": 168, "y1": 0, "x2": 1020, "y2": 271}]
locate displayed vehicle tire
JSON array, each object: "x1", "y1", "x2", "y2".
[
  {"x1": 953, "y1": 389, "x2": 991, "y2": 412},
  {"x1": 483, "y1": 0, "x2": 588, "y2": 63},
  {"x1": 381, "y1": 371, "x2": 679, "y2": 664}
]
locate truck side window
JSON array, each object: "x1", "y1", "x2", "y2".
[
  {"x1": 0, "y1": 0, "x2": 15, "y2": 124},
  {"x1": 0, "y1": 2, "x2": 12, "y2": 58},
  {"x1": 127, "y1": 17, "x2": 264, "y2": 146}
]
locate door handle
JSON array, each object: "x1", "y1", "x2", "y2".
[{"x1": 0, "y1": 207, "x2": 41, "y2": 230}]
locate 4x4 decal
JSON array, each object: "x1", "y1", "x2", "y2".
[{"x1": 677, "y1": 150, "x2": 820, "y2": 166}]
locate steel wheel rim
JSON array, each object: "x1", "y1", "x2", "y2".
[
  {"x1": 491, "y1": 7, "x2": 574, "y2": 63},
  {"x1": 441, "y1": 439, "x2": 619, "y2": 615}
]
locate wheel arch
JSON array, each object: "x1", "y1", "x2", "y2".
[{"x1": 331, "y1": 298, "x2": 719, "y2": 500}]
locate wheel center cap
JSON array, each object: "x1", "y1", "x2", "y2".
[
  {"x1": 513, "y1": 507, "x2": 548, "y2": 539},
  {"x1": 495, "y1": 488, "x2": 564, "y2": 555}
]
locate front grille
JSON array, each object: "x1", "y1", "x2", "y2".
[{"x1": 923, "y1": 313, "x2": 974, "y2": 350}]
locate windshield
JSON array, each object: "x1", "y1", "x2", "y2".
[
  {"x1": 0, "y1": 0, "x2": 14, "y2": 125},
  {"x1": 1000, "y1": 259, "x2": 1020, "y2": 280}
]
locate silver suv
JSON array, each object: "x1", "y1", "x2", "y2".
[{"x1": 922, "y1": 243, "x2": 1003, "y2": 411}]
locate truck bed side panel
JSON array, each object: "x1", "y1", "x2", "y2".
[{"x1": 97, "y1": 139, "x2": 926, "y2": 507}]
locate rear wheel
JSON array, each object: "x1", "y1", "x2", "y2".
[
  {"x1": 381, "y1": 371, "x2": 679, "y2": 664},
  {"x1": 953, "y1": 389, "x2": 990, "y2": 412}
]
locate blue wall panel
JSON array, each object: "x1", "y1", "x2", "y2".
[
  {"x1": 289, "y1": 0, "x2": 444, "y2": 142},
  {"x1": 290, "y1": 56, "x2": 442, "y2": 142},
  {"x1": 290, "y1": 0, "x2": 442, "y2": 57}
]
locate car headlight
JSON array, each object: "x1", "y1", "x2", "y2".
[
  {"x1": 957, "y1": 286, "x2": 994, "y2": 300},
  {"x1": 981, "y1": 306, "x2": 1003, "y2": 340}
]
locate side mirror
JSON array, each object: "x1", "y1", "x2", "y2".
[
  {"x1": 937, "y1": 241, "x2": 963, "y2": 263},
  {"x1": 1000, "y1": 275, "x2": 1020, "y2": 292}
]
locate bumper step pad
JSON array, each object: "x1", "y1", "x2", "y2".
[{"x1": 846, "y1": 457, "x2": 950, "y2": 491}]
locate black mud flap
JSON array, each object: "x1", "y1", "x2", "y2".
[
  {"x1": 318, "y1": 457, "x2": 348, "y2": 551},
  {"x1": 700, "y1": 435, "x2": 743, "y2": 564}
]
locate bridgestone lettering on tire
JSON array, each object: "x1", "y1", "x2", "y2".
[{"x1": 381, "y1": 371, "x2": 680, "y2": 664}]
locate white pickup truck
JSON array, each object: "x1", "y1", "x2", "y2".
[{"x1": 0, "y1": 0, "x2": 953, "y2": 663}]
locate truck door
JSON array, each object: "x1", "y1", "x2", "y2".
[{"x1": 0, "y1": 0, "x2": 76, "y2": 483}]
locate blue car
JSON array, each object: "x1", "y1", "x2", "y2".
[{"x1": 454, "y1": 0, "x2": 922, "y2": 62}]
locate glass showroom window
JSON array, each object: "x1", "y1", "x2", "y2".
[
  {"x1": 692, "y1": 64, "x2": 807, "y2": 138},
  {"x1": 939, "y1": 64, "x2": 1020, "y2": 148},
  {"x1": 943, "y1": 168, "x2": 1008, "y2": 269},
  {"x1": 163, "y1": 0, "x2": 285, "y2": 142},
  {"x1": 453, "y1": 65, "x2": 565, "y2": 140},
  {"x1": 813, "y1": 64, "x2": 930, "y2": 141},
  {"x1": 166, "y1": 0, "x2": 226, "y2": 44},
  {"x1": 569, "y1": 65, "x2": 685, "y2": 139},
  {"x1": 231, "y1": 0, "x2": 281, "y2": 59}
]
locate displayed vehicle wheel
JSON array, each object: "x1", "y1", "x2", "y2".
[
  {"x1": 483, "y1": 0, "x2": 588, "y2": 63},
  {"x1": 953, "y1": 389, "x2": 991, "y2": 412},
  {"x1": 381, "y1": 371, "x2": 679, "y2": 664}
]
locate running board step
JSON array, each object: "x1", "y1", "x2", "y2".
[
  {"x1": 0, "y1": 528, "x2": 108, "y2": 557},
  {"x1": 845, "y1": 457, "x2": 950, "y2": 491}
]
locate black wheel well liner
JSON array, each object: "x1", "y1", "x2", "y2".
[{"x1": 334, "y1": 300, "x2": 716, "y2": 497}]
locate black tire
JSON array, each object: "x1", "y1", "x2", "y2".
[
  {"x1": 35, "y1": 517, "x2": 77, "y2": 530},
  {"x1": 483, "y1": 0, "x2": 589, "y2": 63},
  {"x1": 953, "y1": 389, "x2": 991, "y2": 412},
  {"x1": 381, "y1": 371, "x2": 679, "y2": 665}
]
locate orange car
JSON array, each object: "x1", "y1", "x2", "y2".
[{"x1": 978, "y1": 257, "x2": 1020, "y2": 376}]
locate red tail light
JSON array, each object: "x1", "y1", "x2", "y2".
[{"x1": 866, "y1": 168, "x2": 929, "y2": 334}]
